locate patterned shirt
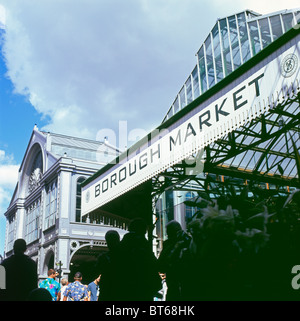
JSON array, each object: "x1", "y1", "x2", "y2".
[
  {"x1": 64, "y1": 281, "x2": 89, "y2": 301},
  {"x1": 39, "y1": 278, "x2": 61, "y2": 301}
]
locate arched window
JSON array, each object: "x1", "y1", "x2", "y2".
[
  {"x1": 27, "y1": 150, "x2": 43, "y2": 195},
  {"x1": 76, "y1": 177, "x2": 86, "y2": 222}
]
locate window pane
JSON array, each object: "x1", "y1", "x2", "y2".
[
  {"x1": 45, "y1": 203, "x2": 50, "y2": 217},
  {"x1": 173, "y1": 96, "x2": 179, "y2": 113},
  {"x1": 51, "y1": 186, "x2": 55, "y2": 199},
  {"x1": 185, "y1": 76, "x2": 193, "y2": 104},
  {"x1": 76, "y1": 209, "x2": 81, "y2": 222},
  {"x1": 205, "y1": 33, "x2": 215, "y2": 88},
  {"x1": 228, "y1": 15, "x2": 241, "y2": 70},
  {"x1": 212, "y1": 23, "x2": 223, "y2": 82},
  {"x1": 192, "y1": 66, "x2": 200, "y2": 99},
  {"x1": 47, "y1": 190, "x2": 51, "y2": 205},
  {"x1": 296, "y1": 12, "x2": 300, "y2": 25},
  {"x1": 270, "y1": 15, "x2": 283, "y2": 40},
  {"x1": 282, "y1": 13, "x2": 294, "y2": 32},
  {"x1": 77, "y1": 182, "x2": 82, "y2": 194},
  {"x1": 44, "y1": 180, "x2": 57, "y2": 229},
  {"x1": 248, "y1": 20, "x2": 261, "y2": 55},
  {"x1": 259, "y1": 18, "x2": 272, "y2": 48},
  {"x1": 50, "y1": 201, "x2": 54, "y2": 214},
  {"x1": 237, "y1": 12, "x2": 251, "y2": 63},
  {"x1": 185, "y1": 192, "x2": 196, "y2": 224},
  {"x1": 76, "y1": 197, "x2": 81, "y2": 209},
  {"x1": 179, "y1": 86, "x2": 186, "y2": 109},
  {"x1": 197, "y1": 47, "x2": 207, "y2": 93},
  {"x1": 167, "y1": 107, "x2": 174, "y2": 119},
  {"x1": 25, "y1": 199, "x2": 40, "y2": 243},
  {"x1": 220, "y1": 18, "x2": 232, "y2": 76}
]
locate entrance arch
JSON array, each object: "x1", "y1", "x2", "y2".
[
  {"x1": 69, "y1": 244, "x2": 107, "y2": 285},
  {"x1": 43, "y1": 250, "x2": 54, "y2": 277}
]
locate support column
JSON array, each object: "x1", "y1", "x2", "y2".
[
  {"x1": 15, "y1": 206, "x2": 26, "y2": 240},
  {"x1": 56, "y1": 238, "x2": 70, "y2": 280},
  {"x1": 59, "y1": 170, "x2": 72, "y2": 219}
]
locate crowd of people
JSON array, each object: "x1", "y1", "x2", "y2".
[{"x1": 0, "y1": 217, "x2": 229, "y2": 301}]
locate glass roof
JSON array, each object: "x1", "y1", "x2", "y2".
[
  {"x1": 41, "y1": 131, "x2": 119, "y2": 164},
  {"x1": 162, "y1": 8, "x2": 300, "y2": 123}
]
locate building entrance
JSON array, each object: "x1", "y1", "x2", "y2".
[{"x1": 69, "y1": 245, "x2": 107, "y2": 285}]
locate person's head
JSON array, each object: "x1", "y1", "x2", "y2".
[
  {"x1": 128, "y1": 218, "x2": 147, "y2": 236},
  {"x1": 48, "y1": 269, "x2": 56, "y2": 278},
  {"x1": 74, "y1": 272, "x2": 82, "y2": 282},
  {"x1": 61, "y1": 278, "x2": 68, "y2": 286},
  {"x1": 28, "y1": 288, "x2": 53, "y2": 301},
  {"x1": 166, "y1": 220, "x2": 182, "y2": 240},
  {"x1": 13, "y1": 239, "x2": 27, "y2": 255},
  {"x1": 105, "y1": 230, "x2": 120, "y2": 249}
]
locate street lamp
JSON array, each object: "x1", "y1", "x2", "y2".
[{"x1": 55, "y1": 261, "x2": 63, "y2": 284}]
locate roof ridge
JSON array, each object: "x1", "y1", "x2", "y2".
[{"x1": 40, "y1": 130, "x2": 104, "y2": 144}]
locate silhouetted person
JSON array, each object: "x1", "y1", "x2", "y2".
[
  {"x1": 118, "y1": 218, "x2": 161, "y2": 301},
  {"x1": 179, "y1": 219, "x2": 205, "y2": 300},
  {"x1": 185, "y1": 215, "x2": 239, "y2": 300},
  {"x1": 158, "y1": 220, "x2": 191, "y2": 300},
  {"x1": 28, "y1": 288, "x2": 53, "y2": 301},
  {"x1": 95, "y1": 230, "x2": 121, "y2": 301},
  {"x1": 0, "y1": 239, "x2": 38, "y2": 301}
]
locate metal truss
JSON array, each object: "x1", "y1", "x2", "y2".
[{"x1": 152, "y1": 92, "x2": 300, "y2": 205}]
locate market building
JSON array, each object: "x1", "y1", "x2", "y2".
[
  {"x1": 3, "y1": 7, "x2": 300, "y2": 284},
  {"x1": 81, "y1": 8, "x2": 300, "y2": 253},
  {"x1": 3, "y1": 126, "x2": 126, "y2": 282}
]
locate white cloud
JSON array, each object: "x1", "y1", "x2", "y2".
[
  {"x1": 0, "y1": 164, "x2": 19, "y2": 187},
  {"x1": 0, "y1": 0, "x2": 299, "y2": 144},
  {"x1": 0, "y1": 0, "x2": 218, "y2": 141},
  {"x1": 243, "y1": 0, "x2": 299, "y2": 14},
  {"x1": 0, "y1": 4, "x2": 5, "y2": 29},
  {"x1": 209, "y1": 0, "x2": 299, "y2": 15},
  {"x1": 0, "y1": 150, "x2": 18, "y2": 254},
  {"x1": 0, "y1": 150, "x2": 19, "y2": 215},
  {"x1": 0, "y1": 186, "x2": 13, "y2": 212}
]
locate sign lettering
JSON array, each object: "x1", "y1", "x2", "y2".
[{"x1": 81, "y1": 41, "x2": 300, "y2": 216}]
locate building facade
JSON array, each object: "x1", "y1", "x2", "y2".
[{"x1": 3, "y1": 125, "x2": 128, "y2": 283}]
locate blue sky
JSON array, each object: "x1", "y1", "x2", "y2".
[
  {"x1": 0, "y1": 27, "x2": 49, "y2": 254},
  {"x1": 0, "y1": 34, "x2": 48, "y2": 161},
  {"x1": 0, "y1": 0, "x2": 299, "y2": 256}
]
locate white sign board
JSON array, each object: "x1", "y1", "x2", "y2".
[{"x1": 82, "y1": 35, "x2": 299, "y2": 217}]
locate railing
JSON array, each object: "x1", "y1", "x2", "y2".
[{"x1": 83, "y1": 210, "x2": 130, "y2": 231}]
